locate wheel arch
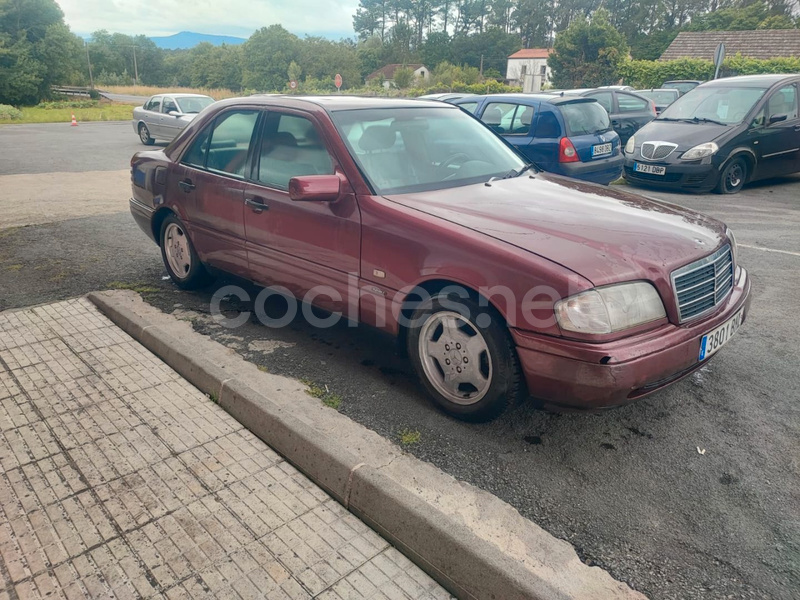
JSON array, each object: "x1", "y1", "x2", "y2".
[
  {"x1": 721, "y1": 148, "x2": 757, "y2": 182},
  {"x1": 151, "y1": 207, "x2": 176, "y2": 242}
]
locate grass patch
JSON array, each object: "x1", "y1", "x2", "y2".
[
  {"x1": 300, "y1": 378, "x2": 342, "y2": 410},
  {"x1": 209, "y1": 392, "x2": 218, "y2": 404},
  {"x1": 610, "y1": 177, "x2": 628, "y2": 185},
  {"x1": 2, "y1": 103, "x2": 134, "y2": 124},
  {"x1": 107, "y1": 281, "x2": 162, "y2": 294},
  {"x1": 257, "y1": 365, "x2": 269, "y2": 373},
  {"x1": 4, "y1": 264, "x2": 23, "y2": 272},
  {"x1": 398, "y1": 428, "x2": 421, "y2": 446},
  {"x1": 100, "y1": 85, "x2": 240, "y2": 101}
]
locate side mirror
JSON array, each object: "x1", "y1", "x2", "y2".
[
  {"x1": 769, "y1": 113, "x2": 788, "y2": 125},
  {"x1": 168, "y1": 110, "x2": 182, "y2": 117},
  {"x1": 288, "y1": 174, "x2": 342, "y2": 202}
]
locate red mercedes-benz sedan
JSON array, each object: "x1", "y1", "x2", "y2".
[{"x1": 130, "y1": 96, "x2": 751, "y2": 421}]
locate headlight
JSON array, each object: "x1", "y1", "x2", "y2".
[
  {"x1": 681, "y1": 142, "x2": 719, "y2": 160},
  {"x1": 555, "y1": 282, "x2": 667, "y2": 335},
  {"x1": 625, "y1": 136, "x2": 635, "y2": 155}
]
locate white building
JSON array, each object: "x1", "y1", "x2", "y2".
[
  {"x1": 366, "y1": 64, "x2": 430, "y2": 89},
  {"x1": 506, "y1": 49, "x2": 553, "y2": 92}
]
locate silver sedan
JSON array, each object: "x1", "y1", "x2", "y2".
[{"x1": 132, "y1": 94, "x2": 214, "y2": 145}]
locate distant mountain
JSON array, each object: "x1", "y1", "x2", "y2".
[{"x1": 150, "y1": 31, "x2": 246, "y2": 50}]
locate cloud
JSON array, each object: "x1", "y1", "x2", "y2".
[{"x1": 56, "y1": 0, "x2": 358, "y2": 39}]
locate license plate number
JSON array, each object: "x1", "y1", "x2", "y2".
[
  {"x1": 699, "y1": 309, "x2": 743, "y2": 361},
  {"x1": 634, "y1": 162, "x2": 666, "y2": 175},
  {"x1": 592, "y1": 143, "x2": 612, "y2": 157}
]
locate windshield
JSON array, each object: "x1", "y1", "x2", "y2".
[
  {"x1": 175, "y1": 96, "x2": 214, "y2": 114},
  {"x1": 332, "y1": 107, "x2": 526, "y2": 195},
  {"x1": 559, "y1": 102, "x2": 611, "y2": 136},
  {"x1": 638, "y1": 90, "x2": 677, "y2": 105},
  {"x1": 659, "y1": 86, "x2": 767, "y2": 124},
  {"x1": 663, "y1": 82, "x2": 698, "y2": 94}
]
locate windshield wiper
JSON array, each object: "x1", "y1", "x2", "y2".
[
  {"x1": 501, "y1": 163, "x2": 537, "y2": 179},
  {"x1": 682, "y1": 117, "x2": 728, "y2": 126}
]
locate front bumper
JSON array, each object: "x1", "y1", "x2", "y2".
[
  {"x1": 623, "y1": 158, "x2": 720, "y2": 192},
  {"x1": 555, "y1": 153, "x2": 624, "y2": 185},
  {"x1": 511, "y1": 267, "x2": 751, "y2": 410}
]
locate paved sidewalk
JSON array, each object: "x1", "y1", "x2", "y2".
[{"x1": 0, "y1": 299, "x2": 451, "y2": 600}]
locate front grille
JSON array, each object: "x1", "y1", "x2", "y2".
[
  {"x1": 671, "y1": 245, "x2": 734, "y2": 322},
  {"x1": 641, "y1": 141, "x2": 677, "y2": 161}
]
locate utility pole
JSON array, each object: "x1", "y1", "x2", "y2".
[
  {"x1": 479, "y1": 54, "x2": 484, "y2": 78},
  {"x1": 132, "y1": 45, "x2": 139, "y2": 87},
  {"x1": 84, "y1": 40, "x2": 94, "y2": 89}
]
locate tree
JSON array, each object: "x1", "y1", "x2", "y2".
[
  {"x1": 241, "y1": 25, "x2": 301, "y2": 91},
  {"x1": 0, "y1": 0, "x2": 84, "y2": 104},
  {"x1": 392, "y1": 66, "x2": 415, "y2": 88},
  {"x1": 548, "y1": 9, "x2": 629, "y2": 88}
]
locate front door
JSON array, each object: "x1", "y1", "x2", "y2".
[
  {"x1": 243, "y1": 110, "x2": 361, "y2": 315},
  {"x1": 160, "y1": 96, "x2": 182, "y2": 141},
  {"x1": 750, "y1": 83, "x2": 800, "y2": 180},
  {"x1": 176, "y1": 109, "x2": 260, "y2": 274}
]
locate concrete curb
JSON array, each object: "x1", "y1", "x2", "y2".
[{"x1": 87, "y1": 290, "x2": 646, "y2": 600}]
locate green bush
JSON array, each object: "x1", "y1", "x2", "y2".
[
  {"x1": 0, "y1": 104, "x2": 23, "y2": 120},
  {"x1": 38, "y1": 100, "x2": 98, "y2": 110},
  {"x1": 620, "y1": 55, "x2": 800, "y2": 89}
]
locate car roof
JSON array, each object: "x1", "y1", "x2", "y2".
[
  {"x1": 454, "y1": 92, "x2": 596, "y2": 106},
  {"x1": 154, "y1": 93, "x2": 213, "y2": 99},
  {"x1": 698, "y1": 74, "x2": 799, "y2": 88},
  {"x1": 212, "y1": 95, "x2": 450, "y2": 112}
]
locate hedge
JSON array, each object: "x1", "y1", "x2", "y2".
[{"x1": 619, "y1": 55, "x2": 800, "y2": 89}]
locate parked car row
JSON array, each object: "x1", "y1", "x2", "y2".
[{"x1": 130, "y1": 95, "x2": 751, "y2": 421}]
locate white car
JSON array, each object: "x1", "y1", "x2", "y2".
[{"x1": 132, "y1": 94, "x2": 214, "y2": 145}]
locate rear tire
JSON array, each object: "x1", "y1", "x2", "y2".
[
  {"x1": 159, "y1": 215, "x2": 211, "y2": 290},
  {"x1": 715, "y1": 156, "x2": 747, "y2": 194},
  {"x1": 407, "y1": 293, "x2": 523, "y2": 422},
  {"x1": 138, "y1": 123, "x2": 155, "y2": 146}
]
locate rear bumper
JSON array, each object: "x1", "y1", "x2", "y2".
[
  {"x1": 623, "y1": 159, "x2": 719, "y2": 192},
  {"x1": 511, "y1": 267, "x2": 751, "y2": 410},
  {"x1": 130, "y1": 198, "x2": 157, "y2": 243},
  {"x1": 555, "y1": 153, "x2": 624, "y2": 185}
]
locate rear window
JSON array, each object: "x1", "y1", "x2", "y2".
[
  {"x1": 558, "y1": 102, "x2": 611, "y2": 136},
  {"x1": 638, "y1": 90, "x2": 677, "y2": 105}
]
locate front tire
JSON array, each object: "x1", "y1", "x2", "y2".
[
  {"x1": 159, "y1": 215, "x2": 211, "y2": 290},
  {"x1": 715, "y1": 156, "x2": 748, "y2": 194},
  {"x1": 407, "y1": 294, "x2": 523, "y2": 422},
  {"x1": 138, "y1": 123, "x2": 155, "y2": 146}
]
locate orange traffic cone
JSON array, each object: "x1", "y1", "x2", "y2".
[{"x1": 70, "y1": 114, "x2": 78, "y2": 126}]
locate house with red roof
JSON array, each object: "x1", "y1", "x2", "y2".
[{"x1": 506, "y1": 48, "x2": 554, "y2": 90}]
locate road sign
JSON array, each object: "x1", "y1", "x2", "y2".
[
  {"x1": 713, "y1": 43, "x2": 726, "y2": 80},
  {"x1": 335, "y1": 73, "x2": 342, "y2": 90},
  {"x1": 289, "y1": 80, "x2": 298, "y2": 90}
]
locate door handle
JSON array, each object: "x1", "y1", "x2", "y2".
[
  {"x1": 178, "y1": 179, "x2": 195, "y2": 192},
  {"x1": 245, "y1": 196, "x2": 268, "y2": 213}
]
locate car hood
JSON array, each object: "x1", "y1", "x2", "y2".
[
  {"x1": 384, "y1": 173, "x2": 727, "y2": 287},
  {"x1": 635, "y1": 119, "x2": 732, "y2": 150}
]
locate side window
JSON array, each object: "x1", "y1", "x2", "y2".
[
  {"x1": 767, "y1": 85, "x2": 798, "y2": 121},
  {"x1": 205, "y1": 110, "x2": 259, "y2": 177},
  {"x1": 257, "y1": 113, "x2": 335, "y2": 190},
  {"x1": 458, "y1": 102, "x2": 478, "y2": 114},
  {"x1": 182, "y1": 125, "x2": 212, "y2": 169},
  {"x1": 617, "y1": 93, "x2": 648, "y2": 113},
  {"x1": 588, "y1": 92, "x2": 613, "y2": 113},
  {"x1": 146, "y1": 97, "x2": 161, "y2": 112},
  {"x1": 481, "y1": 102, "x2": 517, "y2": 133},
  {"x1": 510, "y1": 105, "x2": 535, "y2": 134},
  {"x1": 162, "y1": 97, "x2": 178, "y2": 114},
  {"x1": 534, "y1": 111, "x2": 561, "y2": 138}
]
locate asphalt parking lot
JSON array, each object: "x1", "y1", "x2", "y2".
[{"x1": 1, "y1": 122, "x2": 798, "y2": 600}]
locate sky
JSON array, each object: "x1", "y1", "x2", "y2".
[{"x1": 56, "y1": 0, "x2": 359, "y2": 40}]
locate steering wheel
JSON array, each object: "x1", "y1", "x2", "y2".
[{"x1": 440, "y1": 152, "x2": 471, "y2": 171}]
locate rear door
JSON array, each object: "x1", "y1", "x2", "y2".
[
  {"x1": 174, "y1": 108, "x2": 260, "y2": 274},
  {"x1": 475, "y1": 102, "x2": 535, "y2": 153},
  {"x1": 242, "y1": 110, "x2": 361, "y2": 314},
  {"x1": 614, "y1": 92, "x2": 655, "y2": 145},
  {"x1": 751, "y1": 83, "x2": 800, "y2": 178}
]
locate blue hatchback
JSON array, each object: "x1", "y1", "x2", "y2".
[{"x1": 453, "y1": 94, "x2": 624, "y2": 185}]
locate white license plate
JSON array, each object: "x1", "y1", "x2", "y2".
[
  {"x1": 634, "y1": 162, "x2": 666, "y2": 175},
  {"x1": 592, "y1": 143, "x2": 612, "y2": 157},
  {"x1": 699, "y1": 309, "x2": 743, "y2": 361}
]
